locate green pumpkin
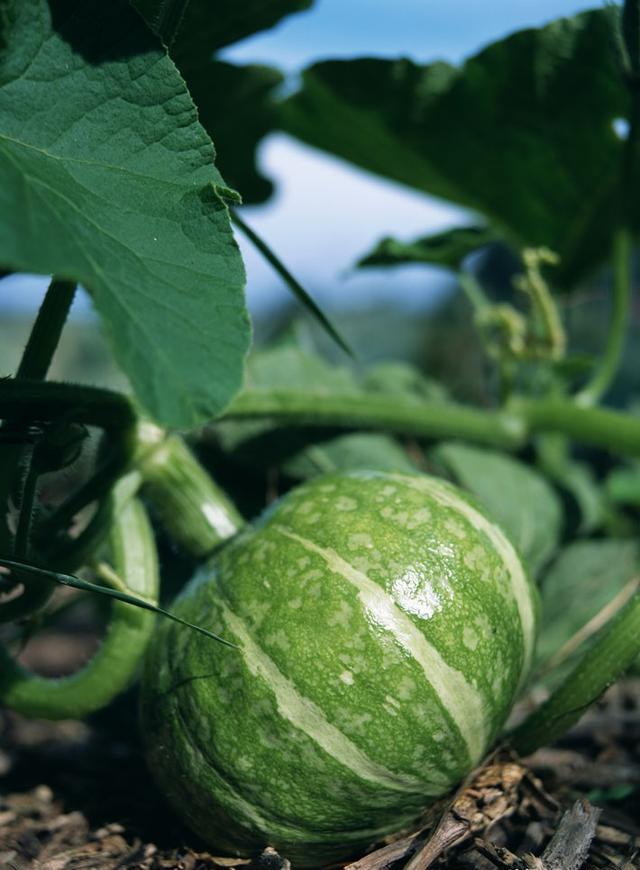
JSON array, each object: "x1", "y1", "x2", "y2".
[{"x1": 140, "y1": 471, "x2": 537, "y2": 866}]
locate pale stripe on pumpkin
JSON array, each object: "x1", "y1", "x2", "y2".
[
  {"x1": 172, "y1": 682, "x2": 425, "y2": 843},
  {"x1": 275, "y1": 526, "x2": 488, "y2": 765},
  {"x1": 389, "y1": 474, "x2": 536, "y2": 676},
  {"x1": 220, "y1": 602, "x2": 443, "y2": 794}
]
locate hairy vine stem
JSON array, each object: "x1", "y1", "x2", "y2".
[
  {"x1": 0, "y1": 279, "x2": 78, "y2": 612},
  {"x1": 15, "y1": 279, "x2": 77, "y2": 380},
  {"x1": 222, "y1": 392, "x2": 640, "y2": 458}
]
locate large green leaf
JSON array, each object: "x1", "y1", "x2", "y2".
[
  {"x1": 133, "y1": 0, "x2": 313, "y2": 70},
  {"x1": 357, "y1": 225, "x2": 501, "y2": 272},
  {"x1": 431, "y1": 442, "x2": 562, "y2": 574},
  {"x1": 282, "y1": 9, "x2": 630, "y2": 287},
  {"x1": 0, "y1": 0, "x2": 250, "y2": 428}
]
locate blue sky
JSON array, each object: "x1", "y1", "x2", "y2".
[{"x1": 3, "y1": 1, "x2": 596, "y2": 317}]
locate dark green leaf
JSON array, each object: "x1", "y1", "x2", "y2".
[
  {"x1": 357, "y1": 225, "x2": 500, "y2": 272},
  {"x1": 622, "y1": 0, "x2": 640, "y2": 75},
  {"x1": 431, "y1": 442, "x2": 562, "y2": 574},
  {"x1": 537, "y1": 436, "x2": 605, "y2": 534},
  {"x1": 0, "y1": 0, "x2": 250, "y2": 428},
  {"x1": 282, "y1": 9, "x2": 630, "y2": 287},
  {"x1": 133, "y1": 0, "x2": 313, "y2": 70}
]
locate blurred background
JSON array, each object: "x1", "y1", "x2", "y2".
[{"x1": 0, "y1": 0, "x2": 626, "y2": 402}]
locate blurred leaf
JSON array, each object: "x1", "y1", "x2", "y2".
[
  {"x1": 431, "y1": 442, "x2": 562, "y2": 574},
  {"x1": 552, "y1": 460, "x2": 605, "y2": 534},
  {"x1": 132, "y1": 0, "x2": 312, "y2": 68},
  {"x1": 284, "y1": 432, "x2": 417, "y2": 480},
  {"x1": 214, "y1": 348, "x2": 451, "y2": 458},
  {"x1": 606, "y1": 462, "x2": 640, "y2": 507},
  {"x1": 214, "y1": 345, "x2": 359, "y2": 454},
  {"x1": 282, "y1": 9, "x2": 631, "y2": 287},
  {"x1": 0, "y1": 0, "x2": 250, "y2": 428},
  {"x1": 245, "y1": 345, "x2": 358, "y2": 395},
  {"x1": 357, "y1": 225, "x2": 500, "y2": 272},
  {"x1": 536, "y1": 539, "x2": 640, "y2": 668},
  {"x1": 185, "y1": 62, "x2": 283, "y2": 204},
  {"x1": 363, "y1": 361, "x2": 449, "y2": 402},
  {"x1": 537, "y1": 436, "x2": 605, "y2": 534}
]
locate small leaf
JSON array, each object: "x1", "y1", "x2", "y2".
[
  {"x1": 431, "y1": 442, "x2": 562, "y2": 574},
  {"x1": 357, "y1": 225, "x2": 500, "y2": 272},
  {"x1": 0, "y1": 0, "x2": 250, "y2": 428}
]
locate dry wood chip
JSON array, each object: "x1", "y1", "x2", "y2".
[{"x1": 539, "y1": 800, "x2": 601, "y2": 870}]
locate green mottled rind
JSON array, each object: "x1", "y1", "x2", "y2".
[{"x1": 141, "y1": 471, "x2": 537, "y2": 866}]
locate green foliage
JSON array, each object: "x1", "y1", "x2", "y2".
[
  {"x1": 431, "y1": 442, "x2": 562, "y2": 575},
  {"x1": 3, "y1": 0, "x2": 640, "y2": 834},
  {"x1": 0, "y1": 0, "x2": 250, "y2": 427},
  {"x1": 132, "y1": 0, "x2": 314, "y2": 206},
  {"x1": 282, "y1": 9, "x2": 631, "y2": 287},
  {"x1": 357, "y1": 226, "x2": 500, "y2": 272}
]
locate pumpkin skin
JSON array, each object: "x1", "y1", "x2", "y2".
[{"x1": 140, "y1": 471, "x2": 537, "y2": 866}]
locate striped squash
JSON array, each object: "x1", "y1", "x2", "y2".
[{"x1": 140, "y1": 471, "x2": 537, "y2": 866}]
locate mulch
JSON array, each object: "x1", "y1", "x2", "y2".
[{"x1": 1, "y1": 680, "x2": 639, "y2": 870}]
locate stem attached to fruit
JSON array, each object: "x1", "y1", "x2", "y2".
[{"x1": 135, "y1": 422, "x2": 245, "y2": 557}]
